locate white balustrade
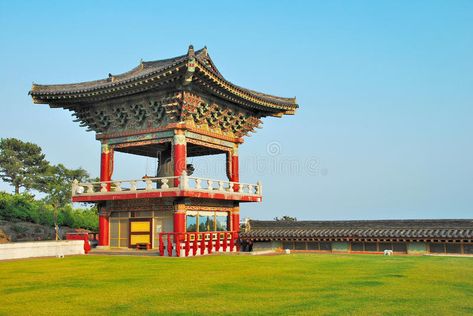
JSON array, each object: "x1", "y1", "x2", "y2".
[
  {"x1": 179, "y1": 171, "x2": 189, "y2": 190},
  {"x1": 72, "y1": 175, "x2": 262, "y2": 198},
  {"x1": 100, "y1": 183, "x2": 107, "y2": 192},
  {"x1": 207, "y1": 179, "x2": 213, "y2": 190},
  {"x1": 161, "y1": 178, "x2": 169, "y2": 189},
  {"x1": 145, "y1": 179, "x2": 153, "y2": 190},
  {"x1": 86, "y1": 184, "x2": 94, "y2": 193},
  {"x1": 113, "y1": 181, "x2": 122, "y2": 192}
]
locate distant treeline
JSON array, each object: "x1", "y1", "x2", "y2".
[{"x1": 0, "y1": 192, "x2": 98, "y2": 231}]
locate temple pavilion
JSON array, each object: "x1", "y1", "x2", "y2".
[{"x1": 30, "y1": 45, "x2": 298, "y2": 256}]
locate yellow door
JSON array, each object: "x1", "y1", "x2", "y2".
[{"x1": 129, "y1": 219, "x2": 152, "y2": 247}]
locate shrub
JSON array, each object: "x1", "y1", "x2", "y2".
[{"x1": 0, "y1": 192, "x2": 98, "y2": 231}]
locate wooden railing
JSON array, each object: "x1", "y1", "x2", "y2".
[
  {"x1": 158, "y1": 231, "x2": 239, "y2": 257},
  {"x1": 72, "y1": 172, "x2": 262, "y2": 197}
]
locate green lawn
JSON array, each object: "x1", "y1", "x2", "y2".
[{"x1": 0, "y1": 254, "x2": 472, "y2": 315}]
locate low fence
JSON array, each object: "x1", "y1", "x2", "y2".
[
  {"x1": 158, "y1": 231, "x2": 239, "y2": 257},
  {"x1": 0, "y1": 240, "x2": 85, "y2": 260}
]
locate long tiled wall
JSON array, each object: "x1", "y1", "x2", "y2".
[{"x1": 251, "y1": 241, "x2": 473, "y2": 255}]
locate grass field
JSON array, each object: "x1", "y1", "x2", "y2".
[{"x1": 1, "y1": 254, "x2": 472, "y2": 315}]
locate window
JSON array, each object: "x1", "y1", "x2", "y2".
[
  {"x1": 110, "y1": 211, "x2": 129, "y2": 218},
  {"x1": 119, "y1": 220, "x2": 129, "y2": 247},
  {"x1": 307, "y1": 242, "x2": 319, "y2": 250},
  {"x1": 351, "y1": 242, "x2": 364, "y2": 252},
  {"x1": 319, "y1": 242, "x2": 332, "y2": 251},
  {"x1": 110, "y1": 239, "x2": 119, "y2": 247},
  {"x1": 186, "y1": 215, "x2": 197, "y2": 232},
  {"x1": 216, "y1": 215, "x2": 228, "y2": 231},
  {"x1": 186, "y1": 211, "x2": 229, "y2": 232},
  {"x1": 446, "y1": 243, "x2": 462, "y2": 254},
  {"x1": 135, "y1": 211, "x2": 152, "y2": 218},
  {"x1": 429, "y1": 243, "x2": 464, "y2": 254},
  {"x1": 199, "y1": 215, "x2": 214, "y2": 232},
  {"x1": 379, "y1": 243, "x2": 392, "y2": 251},
  {"x1": 392, "y1": 243, "x2": 407, "y2": 253},
  {"x1": 109, "y1": 218, "x2": 129, "y2": 248},
  {"x1": 430, "y1": 243, "x2": 445, "y2": 253},
  {"x1": 464, "y1": 244, "x2": 473, "y2": 254},
  {"x1": 350, "y1": 242, "x2": 407, "y2": 253},
  {"x1": 110, "y1": 221, "x2": 119, "y2": 239},
  {"x1": 364, "y1": 243, "x2": 378, "y2": 252},
  {"x1": 295, "y1": 242, "x2": 306, "y2": 250},
  {"x1": 282, "y1": 242, "x2": 293, "y2": 250}
]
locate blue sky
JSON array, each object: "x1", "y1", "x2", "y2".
[{"x1": 0, "y1": 0, "x2": 472, "y2": 220}]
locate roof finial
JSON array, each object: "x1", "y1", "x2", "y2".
[
  {"x1": 187, "y1": 44, "x2": 195, "y2": 57},
  {"x1": 203, "y1": 46, "x2": 208, "y2": 56}
]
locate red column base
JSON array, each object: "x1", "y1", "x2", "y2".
[
  {"x1": 98, "y1": 214, "x2": 109, "y2": 246},
  {"x1": 232, "y1": 212, "x2": 240, "y2": 233},
  {"x1": 174, "y1": 212, "x2": 185, "y2": 233}
]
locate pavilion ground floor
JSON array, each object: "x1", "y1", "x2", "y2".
[{"x1": 103, "y1": 198, "x2": 241, "y2": 256}]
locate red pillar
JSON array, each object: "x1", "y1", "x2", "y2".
[
  {"x1": 226, "y1": 145, "x2": 239, "y2": 191},
  {"x1": 98, "y1": 143, "x2": 113, "y2": 246},
  {"x1": 98, "y1": 210, "x2": 109, "y2": 247},
  {"x1": 173, "y1": 210, "x2": 186, "y2": 233},
  {"x1": 100, "y1": 143, "x2": 114, "y2": 190},
  {"x1": 229, "y1": 146, "x2": 240, "y2": 235},
  {"x1": 173, "y1": 132, "x2": 187, "y2": 187},
  {"x1": 172, "y1": 131, "x2": 186, "y2": 255},
  {"x1": 231, "y1": 155, "x2": 239, "y2": 182},
  {"x1": 173, "y1": 202, "x2": 186, "y2": 255},
  {"x1": 232, "y1": 205, "x2": 240, "y2": 233}
]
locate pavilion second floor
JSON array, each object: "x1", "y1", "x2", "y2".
[
  {"x1": 71, "y1": 172, "x2": 262, "y2": 203},
  {"x1": 74, "y1": 123, "x2": 264, "y2": 203}
]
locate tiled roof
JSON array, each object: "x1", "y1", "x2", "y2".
[
  {"x1": 31, "y1": 52, "x2": 189, "y2": 94},
  {"x1": 241, "y1": 219, "x2": 473, "y2": 240},
  {"x1": 30, "y1": 46, "x2": 298, "y2": 114}
]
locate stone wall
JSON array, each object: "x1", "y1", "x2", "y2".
[{"x1": 0, "y1": 240, "x2": 85, "y2": 260}]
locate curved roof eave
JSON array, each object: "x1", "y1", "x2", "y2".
[{"x1": 29, "y1": 46, "x2": 298, "y2": 114}]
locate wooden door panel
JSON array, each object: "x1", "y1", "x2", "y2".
[{"x1": 129, "y1": 218, "x2": 152, "y2": 248}]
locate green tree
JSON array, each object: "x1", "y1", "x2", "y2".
[
  {"x1": 37, "y1": 164, "x2": 90, "y2": 239},
  {"x1": 39, "y1": 164, "x2": 90, "y2": 208},
  {"x1": 0, "y1": 138, "x2": 50, "y2": 194}
]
